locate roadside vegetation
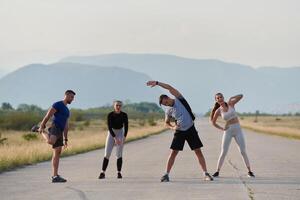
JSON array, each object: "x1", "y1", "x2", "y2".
[{"x1": 0, "y1": 102, "x2": 166, "y2": 172}]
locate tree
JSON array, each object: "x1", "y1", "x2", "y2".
[
  {"x1": 1, "y1": 102, "x2": 13, "y2": 110},
  {"x1": 17, "y1": 104, "x2": 44, "y2": 113}
]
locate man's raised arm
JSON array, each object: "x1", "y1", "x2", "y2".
[{"x1": 146, "y1": 81, "x2": 182, "y2": 98}]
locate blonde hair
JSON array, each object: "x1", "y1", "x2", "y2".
[{"x1": 113, "y1": 100, "x2": 123, "y2": 106}]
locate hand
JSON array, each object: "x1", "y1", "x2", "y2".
[
  {"x1": 172, "y1": 124, "x2": 180, "y2": 130},
  {"x1": 114, "y1": 138, "x2": 122, "y2": 145},
  {"x1": 222, "y1": 126, "x2": 229, "y2": 131},
  {"x1": 64, "y1": 141, "x2": 68, "y2": 149},
  {"x1": 38, "y1": 125, "x2": 45, "y2": 134},
  {"x1": 146, "y1": 81, "x2": 158, "y2": 87}
]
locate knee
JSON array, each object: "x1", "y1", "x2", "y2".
[
  {"x1": 240, "y1": 149, "x2": 247, "y2": 156},
  {"x1": 170, "y1": 151, "x2": 178, "y2": 158},
  {"x1": 219, "y1": 150, "x2": 228, "y2": 158},
  {"x1": 47, "y1": 140, "x2": 55, "y2": 145},
  {"x1": 53, "y1": 151, "x2": 61, "y2": 158},
  {"x1": 194, "y1": 149, "x2": 203, "y2": 156},
  {"x1": 104, "y1": 154, "x2": 111, "y2": 159}
]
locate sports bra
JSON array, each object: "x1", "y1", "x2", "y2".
[{"x1": 219, "y1": 106, "x2": 238, "y2": 121}]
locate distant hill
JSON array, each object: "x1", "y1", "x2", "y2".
[
  {"x1": 61, "y1": 53, "x2": 300, "y2": 113},
  {"x1": 0, "y1": 70, "x2": 8, "y2": 79},
  {"x1": 0, "y1": 63, "x2": 161, "y2": 109},
  {"x1": 0, "y1": 53, "x2": 298, "y2": 113}
]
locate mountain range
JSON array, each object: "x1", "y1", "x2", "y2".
[{"x1": 0, "y1": 53, "x2": 299, "y2": 113}]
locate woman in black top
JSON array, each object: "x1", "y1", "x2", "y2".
[{"x1": 99, "y1": 100, "x2": 128, "y2": 179}]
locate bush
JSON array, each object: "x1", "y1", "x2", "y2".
[
  {"x1": 0, "y1": 133, "x2": 7, "y2": 145},
  {"x1": 77, "y1": 125, "x2": 84, "y2": 131},
  {"x1": 139, "y1": 119, "x2": 145, "y2": 126},
  {"x1": 148, "y1": 118, "x2": 157, "y2": 126},
  {"x1": 83, "y1": 120, "x2": 90, "y2": 127},
  {"x1": 22, "y1": 133, "x2": 38, "y2": 141},
  {"x1": 68, "y1": 122, "x2": 76, "y2": 131},
  {"x1": 0, "y1": 112, "x2": 41, "y2": 131},
  {"x1": 70, "y1": 110, "x2": 84, "y2": 122}
]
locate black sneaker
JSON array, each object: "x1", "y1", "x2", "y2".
[
  {"x1": 204, "y1": 172, "x2": 214, "y2": 181},
  {"x1": 31, "y1": 125, "x2": 40, "y2": 133},
  {"x1": 248, "y1": 171, "x2": 255, "y2": 178},
  {"x1": 160, "y1": 174, "x2": 169, "y2": 182},
  {"x1": 52, "y1": 175, "x2": 67, "y2": 183},
  {"x1": 98, "y1": 172, "x2": 105, "y2": 179},
  {"x1": 117, "y1": 172, "x2": 122, "y2": 179},
  {"x1": 212, "y1": 171, "x2": 219, "y2": 177}
]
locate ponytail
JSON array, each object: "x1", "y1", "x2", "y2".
[{"x1": 210, "y1": 102, "x2": 220, "y2": 121}]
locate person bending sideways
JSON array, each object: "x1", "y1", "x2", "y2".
[
  {"x1": 210, "y1": 93, "x2": 255, "y2": 178},
  {"x1": 147, "y1": 81, "x2": 213, "y2": 182}
]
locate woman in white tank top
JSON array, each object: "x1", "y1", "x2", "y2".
[{"x1": 210, "y1": 93, "x2": 255, "y2": 178}]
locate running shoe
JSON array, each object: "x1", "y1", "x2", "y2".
[
  {"x1": 160, "y1": 174, "x2": 170, "y2": 182},
  {"x1": 204, "y1": 172, "x2": 214, "y2": 181},
  {"x1": 98, "y1": 172, "x2": 105, "y2": 179},
  {"x1": 52, "y1": 175, "x2": 67, "y2": 183},
  {"x1": 31, "y1": 125, "x2": 40, "y2": 133},
  {"x1": 117, "y1": 172, "x2": 122, "y2": 179},
  {"x1": 212, "y1": 171, "x2": 219, "y2": 177},
  {"x1": 247, "y1": 171, "x2": 255, "y2": 178}
]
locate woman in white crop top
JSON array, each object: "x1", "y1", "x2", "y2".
[{"x1": 210, "y1": 93, "x2": 255, "y2": 178}]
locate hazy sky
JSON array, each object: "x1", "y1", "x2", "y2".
[{"x1": 1, "y1": 0, "x2": 299, "y2": 72}]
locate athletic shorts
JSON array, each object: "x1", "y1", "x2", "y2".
[
  {"x1": 48, "y1": 124, "x2": 64, "y2": 149},
  {"x1": 170, "y1": 125, "x2": 203, "y2": 151}
]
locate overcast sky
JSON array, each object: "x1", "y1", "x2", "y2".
[{"x1": 0, "y1": 0, "x2": 299, "y2": 72}]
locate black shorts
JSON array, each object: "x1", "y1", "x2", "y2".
[
  {"x1": 48, "y1": 124, "x2": 64, "y2": 149},
  {"x1": 170, "y1": 125, "x2": 203, "y2": 151}
]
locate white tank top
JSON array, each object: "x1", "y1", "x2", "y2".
[{"x1": 219, "y1": 106, "x2": 238, "y2": 121}]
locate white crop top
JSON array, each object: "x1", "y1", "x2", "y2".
[{"x1": 219, "y1": 106, "x2": 238, "y2": 121}]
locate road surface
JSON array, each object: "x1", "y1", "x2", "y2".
[{"x1": 0, "y1": 119, "x2": 299, "y2": 200}]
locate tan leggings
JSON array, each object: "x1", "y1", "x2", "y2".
[{"x1": 217, "y1": 123, "x2": 250, "y2": 170}]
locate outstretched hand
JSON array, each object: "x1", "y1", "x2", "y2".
[{"x1": 146, "y1": 81, "x2": 157, "y2": 87}]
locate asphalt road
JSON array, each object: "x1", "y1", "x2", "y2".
[{"x1": 0, "y1": 119, "x2": 299, "y2": 200}]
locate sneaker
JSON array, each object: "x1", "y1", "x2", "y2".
[
  {"x1": 160, "y1": 174, "x2": 169, "y2": 182},
  {"x1": 52, "y1": 175, "x2": 67, "y2": 183},
  {"x1": 204, "y1": 172, "x2": 214, "y2": 181},
  {"x1": 98, "y1": 172, "x2": 105, "y2": 179},
  {"x1": 31, "y1": 125, "x2": 40, "y2": 133},
  {"x1": 248, "y1": 171, "x2": 255, "y2": 178},
  {"x1": 117, "y1": 172, "x2": 122, "y2": 179},
  {"x1": 212, "y1": 171, "x2": 219, "y2": 177}
]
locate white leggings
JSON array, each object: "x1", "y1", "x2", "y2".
[
  {"x1": 104, "y1": 128, "x2": 124, "y2": 159},
  {"x1": 217, "y1": 123, "x2": 250, "y2": 170}
]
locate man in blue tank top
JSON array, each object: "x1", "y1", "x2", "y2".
[
  {"x1": 146, "y1": 81, "x2": 213, "y2": 182},
  {"x1": 38, "y1": 90, "x2": 75, "y2": 183}
]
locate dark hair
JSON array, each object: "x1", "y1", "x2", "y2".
[
  {"x1": 210, "y1": 102, "x2": 221, "y2": 121},
  {"x1": 65, "y1": 90, "x2": 76, "y2": 95},
  {"x1": 210, "y1": 93, "x2": 227, "y2": 121},
  {"x1": 159, "y1": 94, "x2": 168, "y2": 106}
]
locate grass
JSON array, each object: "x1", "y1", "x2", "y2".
[
  {"x1": 0, "y1": 119, "x2": 166, "y2": 172},
  {"x1": 239, "y1": 116, "x2": 300, "y2": 140}
]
